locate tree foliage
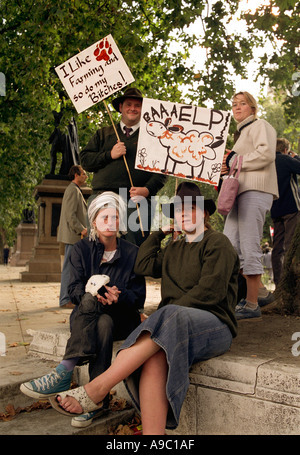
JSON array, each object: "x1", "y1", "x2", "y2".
[
  {"x1": 243, "y1": 0, "x2": 300, "y2": 123},
  {"x1": 259, "y1": 95, "x2": 299, "y2": 151},
  {"x1": 0, "y1": 0, "x2": 299, "y2": 247}
]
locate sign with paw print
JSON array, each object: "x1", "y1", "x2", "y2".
[
  {"x1": 135, "y1": 98, "x2": 231, "y2": 186},
  {"x1": 55, "y1": 34, "x2": 135, "y2": 113}
]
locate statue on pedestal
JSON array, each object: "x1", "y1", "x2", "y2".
[
  {"x1": 47, "y1": 103, "x2": 79, "y2": 179},
  {"x1": 22, "y1": 204, "x2": 35, "y2": 224}
]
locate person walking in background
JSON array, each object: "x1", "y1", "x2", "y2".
[
  {"x1": 80, "y1": 87, "x2": 166, "y2": 246},
  {"x1": 271, "y1": 138, "x2": 300, "y2": 289},
  {"x1": 3, "y1": 245, "x2": 10, "y2": 265},
  {"x1": 222, "y1": 91, "x2": 278, "y2": 320},
  {"x1": 57, "y1": 165, "x2": 88, "y2": 308}
]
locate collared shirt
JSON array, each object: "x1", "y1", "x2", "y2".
[{"x1": 120, "y1": 120, "x2": 140, "y2": 136}]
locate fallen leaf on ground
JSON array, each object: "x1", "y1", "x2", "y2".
[
  {"x1": 0, "y1": 401, "x2": 51, "y2": 421},
  {"x1": 8, "y1": 342, "x2": 29, "y2": 348},
  {"x1": 108, "y1": 413, "x2": 142, "y2": 435},
  {"x1": 110, "y1": 397, "x2": 130, "y2": 412},
  {"x1": 114, "y1": 424, "x2": 133, "y2": 435},
  {"x1": 8, "y1": 343, "x2": 18, "y2": 348}
]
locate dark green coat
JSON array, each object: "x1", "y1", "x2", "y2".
[{"x1": 134, "y1": 228, "x2": 240, "y2": 337}]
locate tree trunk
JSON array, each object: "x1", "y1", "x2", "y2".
[{"x1": 273, "y1": 221, "x2": 300, "y2": 315}]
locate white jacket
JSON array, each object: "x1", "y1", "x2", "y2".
[{"x1": 233, "y1": 115, "x2": 279, "y2": 198}]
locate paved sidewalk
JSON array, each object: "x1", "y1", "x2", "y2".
[{"x1": 0, "y1": 265, "x2": 70, "y2": 367}]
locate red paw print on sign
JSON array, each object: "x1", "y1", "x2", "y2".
[{"x1": 94, "y1": 39, "x2": 113, "y2": 61}]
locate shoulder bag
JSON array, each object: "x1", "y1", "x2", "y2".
[{"x1": 217, "y1": 155, "x2": 243, "y2": 216}]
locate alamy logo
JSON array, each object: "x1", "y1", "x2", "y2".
[
  {"x1": 0, "y1": 72, "x2": 5, "y2": 96},
  {"x1": 292, "y1": 72, "x2": 300, "y2": 97},
  {"x1": 0, "y1": 332, "x2": 6, "y2": 356}
]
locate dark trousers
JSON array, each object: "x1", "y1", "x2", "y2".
[
  {"x1": 64, "y1": 293, "x2": 140, "y2": 405},
  {"x1": 271, "y1": 211, "x2": 300, "y2": 286}
]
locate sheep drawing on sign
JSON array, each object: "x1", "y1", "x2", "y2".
[{"x1": 146, "y1": 118, "x2": 220, "y2": 179}]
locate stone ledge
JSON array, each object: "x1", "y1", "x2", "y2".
[
  {"x1": 189, "y1": 354, "x2": 270, "y2": 395},
  {"x1": 190, "y1": 388, "x2": 300, "y2": 435},
  {"x1": 256, "y1": 361, "x2": 300, "y2": 408}
]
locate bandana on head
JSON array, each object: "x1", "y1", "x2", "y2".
[{"x1": 88, "y1": 192, "x2": 127, "y2": 240}]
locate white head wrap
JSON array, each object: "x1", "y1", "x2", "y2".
[{"x1": 88, "y1": 191, "x2": 127, "y2": 240}]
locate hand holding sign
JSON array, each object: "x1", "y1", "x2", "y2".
[
  {"x1": 55, "y1": 36, "x2": 145, "y2": 236},
  {"x1": 111, "y1": 141, "x2": 126, "y2": 159}
]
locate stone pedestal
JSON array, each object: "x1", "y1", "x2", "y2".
[
  {"x1": 10, "y1": 223, "x2": 38, "y2": 266},
  {"x1": 21, "y1": 177, "x2": 91, "y2": 282}
]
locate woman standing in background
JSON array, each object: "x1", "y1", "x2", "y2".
[{"x1": 222, "y1": 91, "x2": 278, "y2": 320}]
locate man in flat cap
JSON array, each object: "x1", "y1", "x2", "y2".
[{"x1": 80, "y1": 87, "x2": 166, "y2": 246}]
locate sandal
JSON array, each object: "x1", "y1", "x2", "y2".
[{"x1": 49, "y1": 386, "x2": 103, "y2": 417}]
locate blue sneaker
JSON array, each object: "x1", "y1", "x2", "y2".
[
  {"x1": 258, "y1": 292, "x2": 275, "y2": 307},
  {"x1": 20, "y1": 364, "x2": 73, "y2": 399},
  {"x1": 235, "y1": 299, "x2": 262, "y2": 321},
  {"x1": 71, "y1": 406, "x2": 109, "y2": 428},
  {"x1": 235, "y1": 300, "x2": 245, "y2": 311}
]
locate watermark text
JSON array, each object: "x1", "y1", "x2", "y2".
[
  {"x1": 0, "y1": 332, "x2": 6, "y2": 356},
  {"x1": 0, "y1": 72, "x2": 5, "y2": 96},
  {"x1": 291, "y1": 332, "x2": 300, "y2": 357}
]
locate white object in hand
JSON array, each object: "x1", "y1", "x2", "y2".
[{"x1": 85, "y1": 275, "x2": 110, "y2": 296}]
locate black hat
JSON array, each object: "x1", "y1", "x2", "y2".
[
  {"x1": 161, "y1": 182, "x2": 216, "y2": 218},
  {"x1": 112, "y1": 87, "x2": 143, "y2": 112}
]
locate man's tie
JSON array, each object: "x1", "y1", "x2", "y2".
[{"x1": 124, "y1": 126, "x2": 133, "y2": 137}]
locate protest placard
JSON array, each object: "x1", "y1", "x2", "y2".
[
  {"x1": 55, "y1": 34, "x2": 135, "y2": 113},
  {"x1": 136, "y1": 98, "x2": 231, "y2": 186}
]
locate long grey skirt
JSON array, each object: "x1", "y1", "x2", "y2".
[{"x1": 117, "y1": 304, "x2": 233, "y2": 429}]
